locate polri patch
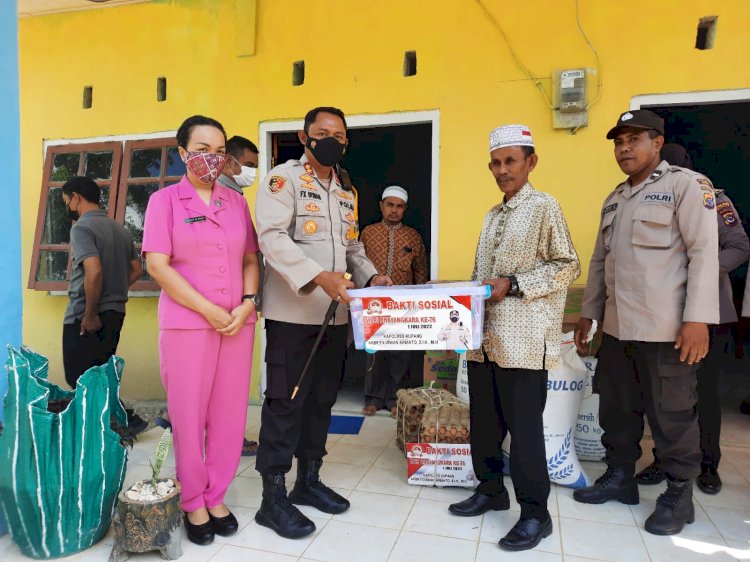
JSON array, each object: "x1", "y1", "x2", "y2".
[
  {"x1": 703, "y1": 192, "x2": 715, "y2": 210},
  {"x1": 602, "y1": 203, "x2": 618, "y2": 215},
  {"x1": 269, "y1": 176, "x2": 286, "y2": 193},
  {"x1": 642, "y1": 192, "x2": 673, "y2": 204}
]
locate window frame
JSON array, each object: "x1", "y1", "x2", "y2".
[
  {"x1": 28, "y1": 141, "x2": 123, "y2": 291},
  {"x1": 116, "y1": 138, "x2": 185, "y2": 291}
]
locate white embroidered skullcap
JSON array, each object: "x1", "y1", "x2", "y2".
[
  {"x1": 382, "y1": 185, "x2": 408, "y2": 203},
  {"x1": 489, "y1": 124, "x2": 534, "y2": 151}
]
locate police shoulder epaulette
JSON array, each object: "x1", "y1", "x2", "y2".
[{"x1": 649, "y1": 168, "x2": 665, "y2": 180}]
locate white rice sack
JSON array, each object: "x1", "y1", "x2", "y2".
[
  {"x1": 574, "y1": 357, "x2": 606, "y2": 461},
  {"x1": 502, "y1": 333, "x2": 591, "y2": 489},
  {"x1": 455, "y1": 352, "x2": 470, "y2": 405}
]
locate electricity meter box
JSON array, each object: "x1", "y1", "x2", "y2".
[{"x1": 552, "y1": 68, "x2": 588, "y2": 130}]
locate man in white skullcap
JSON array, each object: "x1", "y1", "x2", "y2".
[
  {"x1": 448, "y1": 124, "x2": 580, "y2": 552},
  {"x1": 360, "y1": 185, "x2": 428, "y2": 416}
]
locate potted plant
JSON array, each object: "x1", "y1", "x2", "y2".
[{"x1": 109, "y1": 428, "x2": 182, "y2": 562}]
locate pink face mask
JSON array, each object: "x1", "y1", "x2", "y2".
[{"x1": 184, "y1": 151, "x2": 227, "y2": 184}]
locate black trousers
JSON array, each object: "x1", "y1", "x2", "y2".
[
  {"x1": 468, "y1": 360, "x2": 550, "y2": 519},
  {"x1": 62, "y1": 310, "x2": 125, "y2": 388},
  {"x1": 597, "y1": 334, "x2": 701, "y2": 480},
  {"x1": 256, "y1": 319, "x2": 347, "y2": 475},
  {"x1": 696, "y1": 326, "x2": 731, "y2": 467},
  {"x1": 364, "y1": 350, "x2": 411, "y2": 409}
]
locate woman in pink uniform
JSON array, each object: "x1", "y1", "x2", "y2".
[{"x1": 142, "y1": 115, "x2": 259, "y2": 546}]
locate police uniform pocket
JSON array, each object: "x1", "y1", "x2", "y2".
[
  {"x1": 656, "y1": 345, "x2": 698, "y2": 412},
  {"x1": 632, "y1": 205, "x2": 673, "y2": 248},
  {"x1": 601, "y1": 211, "x2": 617, "y2": 250},
  {"x1": 294, "y1": 216, "x2": 326, "y2": 241},
  {"x1": 264, "y1": 346, "x2": 290, "y2": 399},
  {"x1": 338, "y1": 204, "x2": 358, "y2": 245}
]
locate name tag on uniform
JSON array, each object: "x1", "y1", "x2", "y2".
[
  {"x1": 185, "y1": 216, "x2": 207, "y2": 223},
  {"x1": 603, "y1": 203, "x2": 618, "y2": 215},
  {"x1": 642, "y1": 192, "x2": 673, "y2": 204}
]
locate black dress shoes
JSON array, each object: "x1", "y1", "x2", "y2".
[
  {"x1": 499, "y1": 515, "x2": 553, "y2": 551},
  {"x1": 183, "y1": 513, "x2": 215, "y2": 546},
  {"x1": 209, "y1": 510, "x2": 239, "y2": 536},
  {"x1": 448, "y1": 489, "x2": 510, "y2": 517},
  {"x1": 696, "y1": 465, "x2": 722, "y2": 495}
]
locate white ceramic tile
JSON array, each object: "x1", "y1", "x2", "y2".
[
  {"x1": 695, "y1": 480, "x2": 750, "y2": 511},
  {"x1": 210, "y1": 544, "x2": 297, "y2": 561},
  {"x1": 355, "y1": 467, "x2": 420, "y2": 498},
  {"x1": 708, "y1": 462, "x2": 749, "y2": 487},
  {"x1": 476, "y1": 541, "x2": 562, "y2": 561},
  {"x1": 225, "y1": 516, "x2": 327, "y2": 557},
  {"x1": 402, "y1": 499, "x2": 482, "y2": 541},
  {"x1": 725, "y1": 540, "x2": 750, "y2": 560},
  {"x1": 639, "y1": 531, "x2": 735, "y2": 562},
  {"x1": 303, "y1": 520, "x2": 398, "y2": 562},
  {"x1": 223, "y1": 475, "x2": 264, "y2": 509},
  {"x1": 318, "y1": 461, "x2": 369, "y2": 490},
  {"x1": 373, "y1": 447, "x2": 407, "y2": 471},
  {"x1": 631, "y1": 498, "x2": 721, "y2": 539},
  {"x1": 324, "y1": 442, "x2": 385, "y2": 467},
  {"x1": 332, "y1": 490, "x2": 415, "y2": 529},
  {"x1": 481, "y1": 511, "x2": 561, "y2": 555},
  {"x1": 720, "y1": 446, "x2": 750, "y2": 467},
  {"x1": 559, "y1": 517, "x2": 650, "y2": 562},
  {"x1": 702, "y1": 505, "x2": 750, "y2": 542},
  {"x1": 388, "y1": 531, "x2": 478, "y2": 562},
  {"x1": 212, "y1": 506, "x2": 258, "y2": 544},
  {"x1": 556, "y1": 485, "x2": 635, "y2": 526},
  {"x1": 418, "y1": 484, "x2": 477, "y2": 504}
]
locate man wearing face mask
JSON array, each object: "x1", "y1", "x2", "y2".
[
  {"x1": 254, "y1": 106, "x2": 391, "y2": 539},
  {"x1": 61, "y1": 176, "x2": 142, "y2": 393},
  {"x1": 438, "y1": 310, "x2": 471, "y2": 350},
  {"x1": 218, "y1": 135, "x2": 259, "y2": 194}
]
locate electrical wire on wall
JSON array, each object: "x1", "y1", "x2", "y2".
[
  {"x1": 475, "y1": 0, "x2": 555, "y2": 109},
  {"x1": 575, "y1": 0, "x2": 603, "y2": 109}
]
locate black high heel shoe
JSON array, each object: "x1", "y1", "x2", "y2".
[{"x1": 183, "y1": 513, "x2": 215, "y2": 545}]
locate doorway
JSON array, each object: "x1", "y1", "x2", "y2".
[
  {"x1": 632, "y1": 91, "x2": 750, "y2": 403},
  {"x1": 258, "y1": 111, "x2": 440, "y2": 404}
]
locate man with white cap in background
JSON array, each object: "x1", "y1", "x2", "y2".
[
  {"x1": 448, "y1": 125, "x2": 579, "y2": 552},
  {"x1": 360, "y1": 185, "x2": 428, "y2": 416}
]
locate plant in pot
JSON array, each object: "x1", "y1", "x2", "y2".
[{"x1": 109, "y1": 428, "x2": 182, "y2": 562}]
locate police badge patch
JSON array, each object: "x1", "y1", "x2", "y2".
[
  {"x1": 269, "y1": 176, "x2": 286, "y2": 193},
  {"x1": 703, "y1": 192, "x2": 715, "y2": 210}
]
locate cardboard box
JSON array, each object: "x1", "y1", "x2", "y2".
[
  {"x1": 423, "y1": 350, "x2": 458, "y2": 394},
  {"x1": 406, "y1": 442, "x2": 476, "y2": 487}
]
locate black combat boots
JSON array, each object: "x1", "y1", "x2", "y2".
[
  {"x1": 635, "y1": 450, "x2": 666, "y2": 485},
  {"x1": 255, "y1": 473, "x2": 316, "y2": 539},
  {"x1": 289, "y1": 458, "x2": 351, "y2": 514},
  {"x1": 573, "y1": 466, "x2": 639, "y2": 505},
  {"x1": 645, "y1": 477, "x2": 695, "y2": 535}
]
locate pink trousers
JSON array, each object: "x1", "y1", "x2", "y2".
[{"x1": 158, "y1": 325, "x2": 255, "y2": 512}]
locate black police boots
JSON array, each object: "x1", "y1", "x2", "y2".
[
  {"x1": 635, "y1": 450, "x2": 666, "y2": 485},
  {"x1": 696, "y1": 463, "x2": 722, "y2": 495},
  {"x1": 255, "y1": 473, "x2": 316, "y2": 539},
  {"x1": 448, "y1": 488, "x2": 510, "y2": 517},
  {"x1": 645, "y1": 477, "x2": 695, "y2": 535},
  {"x1": 573, "y1": 466, "x2": 639, "y2": 505},
  {"x1": 289, "y1": 459, "x2": 350, "y2": 514}
]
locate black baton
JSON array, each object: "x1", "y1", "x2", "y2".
[{"x1": 291, "y1": 272, "x2": 352, "y2": 400}]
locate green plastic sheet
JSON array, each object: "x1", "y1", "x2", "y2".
[{"x1": 0, "y1": 345, "x2": 128, "y2": 559}]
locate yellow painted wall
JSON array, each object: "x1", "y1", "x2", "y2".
[{"x1": 18, "y1": 0, "x2": 750, "y2": 400}]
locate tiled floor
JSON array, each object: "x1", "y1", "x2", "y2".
[{"x1": 1, "y1": 395, "x2": 749, "y2": 562}]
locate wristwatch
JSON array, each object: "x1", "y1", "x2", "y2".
[
  {"x1": 242, "y1": 294, "x2": 260, "y2": 306},
  {"x1": 507, "y1": 276, "x2": 520, "y2": 297}
]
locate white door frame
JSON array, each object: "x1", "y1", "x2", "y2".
[
  {"x1": 256, "y1": 109, "x2": 441, "y2": 398},
  {"x1": 631, "y1": 88, "x2": 750, "y2": 109}
]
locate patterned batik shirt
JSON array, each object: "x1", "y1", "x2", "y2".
[
  {"x1": 360, "y1": 221, "x2": 429, "y2": 286},
  {"x1": 466, "y1": 184, "x2": 580, "y2": 371}
]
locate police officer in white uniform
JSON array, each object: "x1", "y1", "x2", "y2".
[
  {"x1": 573, "y1": 110, "x2": 720, "y2": 536},
  {"x1": 254, "y1": 107, "x2": 391, "y2": 540},
  {"x1": 437, "y1": 310, "x2": 471, "y2": 349}
]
